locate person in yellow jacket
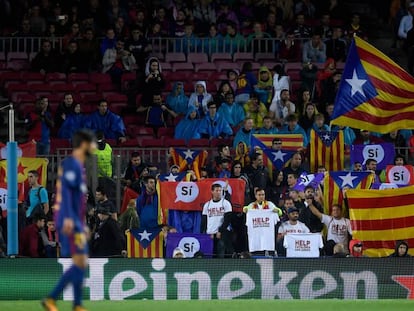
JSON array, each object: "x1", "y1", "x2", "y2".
[
  {"x1": 94, "y1": 131, "x2": 113, "y2": 178},
  {"x1": 243, "y1": 188, "x2": 282, "y2": 216}
]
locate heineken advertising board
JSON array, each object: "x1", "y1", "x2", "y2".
[{"x1": 0, "y1": 259, "x2": 413, "y2": 300}]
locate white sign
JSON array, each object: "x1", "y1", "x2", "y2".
[
  {"x1": 362, "y1": 145, "x2": 384, "y2": 164},
  {"x1": 174, "y1": 182, "x2": 199, "y2": 203}
]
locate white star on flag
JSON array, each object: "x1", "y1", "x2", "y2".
[
  {"x1": 272, "y1": 150, "x2": 287, "y2": 162},
  {"x1": 183, "y1": 149, "x2": 195, "y2": 160},
  {"x1": 339, "y1": 172, "x2": 358, "y2": 188},
  {"x1": 165, "y1": 173, "x2": 178, "y2": 182},
  {"x1": 323, "y1": 133, "x2": 332, "y2": 142},
  {"x1": 139, "y1": 230, "x2": 152, "y2": 241},
  {"x1": 346, "y1": 69, "x2": 367, "y2": 97}
]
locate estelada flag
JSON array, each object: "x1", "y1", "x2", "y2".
[
  {"x1": 385, "y1": 165, "x2": 414, "y2": 185},
  {"x1": 0, "y1": 157, "x2": 48, "y2": 187},
  {"x1": 159, "y1": 178, "x2": 246, "y2": 212},
  {"x1": 126, "y1": 227, "x2": 164, "y2": 258},
  {"x1": 323, "y1": 171, "x2": 374, "y2": 215},
  {"x1": 309, "y1": 130, "x2": 344, "y2": 172},
  {"x1": 347, "y1": 186, "x2": 414, "y2": 257},
  {"x1": 0, "y1": 141, "x2": 36, "y2": 159},
  {"x1": 252, "y1": 134, "x2": 304, "y2": 150},
  {"x1": 120, "y1": 187, "x2": 139, "y2": 215},
  {"x1": 331, "y1": 36, "x2": 414, "y2": 133},
  {"x1": 169, "y1": 148, "x2": 208, "y2": 180}
]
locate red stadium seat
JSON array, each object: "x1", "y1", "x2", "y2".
[
  {"x1": 150, "y1": 52, "x2": 165, "y2": 61},
  {"x1": 7, "y1": 52, "x2": 28, "y2": 62},
  {"x1": 194, "y1": 63, "x2": 217, "y2": 72},
  {"x1": 67, "y1": 73, "x2": 89, "y2": 83},
  {"x1": 233, "y1": 52, "x2": 254, "y2": 62},
  {"x1": 172, "y1": 62, "x2": 194, "y2": 72},
  {"x1": 210, "y1": 138, "x2": 233, "y2": 147},
  {"x1": 254, "y1": 53, "x2": 276, "y2": 62},
  {"x1": 29, "y1": 84, "x2": 52, "y2": 94},
  {"x1": 160, "y1": 62, "x2": 172, "y2": 72},
  {"x1": 157, "y1": 127, "x2": 175, "y2": 138},
  {"x1": 15, "y1": 93, "x2": 36, "y2": 105},
  {"x1": 140, "y1": 138, "x2": 165, "y2": 147},
  {"x1": 81, "y1": 94, "x2": 102, "y2": 105},
  {"x1": 89, "y1": 73, "x2": 112, "y2": 85},
  {"x1": 167, "y1": 71, "x2": 190, "y2": 81},
  {"x1": 287, "y1": 69, "x2": 301, "y2": 81},
  {"x1": 134, "y1": 127, "x2": 154, "y2": 136},
  {"x1": 75, "y1": 83, "x2": 96, "y2": 95},
  {"x1": 53, "y1": 83, "x2": 75, "y2": 93},
  {"x1": 45, "y1": 72, "x2": 66, "y2": 82},
  {"x1": 121, "y1": 72, "x2": 136, "y2": 91},
  {"x1": 285, "y1": 62, "x2": 303, "y2": 71},
  {"x1": 164, "y1": 138, "x2": 186, "y2": 147},
  {"x1": 188, "y1": 139, "x2": 210, "y2": 148},
  {"x1": 50, "y1": 138, "x2": 71, "y2": 153},
  {"x1": 0, "y1": 71, "x2": 21, "y2": 85},
  {"x1": 187, "y1": 53, "x2": 209, "y2": 64},
  {"x1": 98, "y1": 83, "x2": 117, "y2": 93},
  {"x1": 216, "y1": 62, "x2": 240, "y2": 72},
  {"x1": 21, "y1": 72, "x2": 45, "y2": 83},
  {"x1": 6, "y1": 60, "x2": 30, "y2": 71},
  {"x1": 6, "y1": 83, "x2": 29, "y2": 96},
  {"x1": 105, "y1": 93, "x2": 128, "y2": 105},
  {"x1": 211, "y1": 53, "x2": 232, "y2": 63},
  {"x1": 165, "y1": 52, "x2": 186, "y2": 63}
]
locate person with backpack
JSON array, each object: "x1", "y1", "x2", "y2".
[{"x1": 26, "y1": 170, "x2": 49, "y2": 220}]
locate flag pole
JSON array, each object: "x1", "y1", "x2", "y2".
[{"x1": 5, "y1": 104, "x2": 18, "y2": 256}]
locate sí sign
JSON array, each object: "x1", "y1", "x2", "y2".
[{"x1": 0, "y1": 258, "x2": 413, "y2": 300}]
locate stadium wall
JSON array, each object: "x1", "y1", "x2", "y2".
[{"x1": 0, "y1": 258, "x2": 412, "y2": 300}]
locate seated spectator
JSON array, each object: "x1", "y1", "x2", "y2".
[
  {"x1": 123, "y1": 152, "x2": 146, "y2": 193},
  {"x1": 203, "y1": 23, "x2": 224, "y2": 53},
  {"x1": 193, "y1": 0, "x2": 217, "y2": 35},
  {"x1": 354, "y1": 129, "x2": 384, "y2": 145},
  {"x1": 389, "y1": 240, "x2": 411, "y2": 257},
  {"x1": 215, "y1": 81, "x2": 234, "y2": 106},
  {"x1": 86, "y1": 99, "x2": 126, "y2": 142},
  {"x1": 318, "y1": 13, "x2": 333, "y2": 39},
  {"x1": 19, "y1": 214, "x2": 46, "y2": 257},
  {"x1": 175, "y1": 23, "x2": 201, "y2": 53},
  {"x1": 218, "y1": 92, "x2": 245, "y2": 127},
  {"x1": 126, "y1": 26, "x2": 151, "y2": 70},
  {"x1": 233, "y1": 118, "x2": 255, "y2": 149},
  {"x1": 170, "y1": 9, "x2": 186, "y2": 37},
  {"x1": 281, "y1": 114, "x2": 308, "y2": 146},
  {"x1": 100, "y1": 27, "x2": 117, "y2": 55},
  {"x1": 247, "y1": 22, "x2": 273, "y2": 53},
  {"x1": 308, "y1": 203, "x2": 352, "y2": 256},
  {"x1": 31, "y1": 39, "x2": 61, "y2": 74},
  {"x1": 316, "y1": 58, "x2": 336, "y2": 99},
  {"x1": 154, "y1": 7, "x2": 170, "y2": 37},
  {"x1": 15, "y1": 19, "x2": 33, "y2": 37},
  {"x1": 235, "y1": 62, "x2": 258, "y2": 105},
  {"x1": 297, "y1": 89, "x2": 312, "y2": 115},
  {"x1": 234, "y1": 142, "x2": 251, "y2": 168},
  {"x1": 309, "y1": 113, "x2": 330, "y2": 138},
  {"x1": 142, "y1": 57, "x2": 165, "y2": 109},
  {"x1": 243, "y1": 93, "x2": 268, "y2": 129},
  {"x1": 102, "y1": 39, "x2": 136, "y2": 86},
  {"x1": 198, "y1": 101, "x2": 233, "y2": 140},
  {"x1": 147, "y1": 22, "x2": 163, "y2": 39},
  {"x1": 257, "y1": 116, "x2": 278, "y2": 134},
  {"x1": 174, "y1": 106, "x2": 202, "y2": 143},
  {"x1": 299, "y1": 102, "x2": 317, "y2": 133},
  {"x1": 303, "y1": 32, "x2": 327, "y2": 64},
  {"x1": 269, "y1": 89, "x2": 296, "y2": 125},
  {"x1": 325, "y1": 27, "x2": 347, "y2": 62},
  {"x1": 290, "y1": 13, "x2": 312, "y2": 38},
  {"x1": 216, "y1": 2, "x2": 239, "y2": 34},
  {"x1": 58, "y1": 103, "x2": 86, "y2": 139},
  {"x1": 94, "y1": 132, "x2": 113, "y2": 179},
  {"x1": 136, "y1": 176, "x2": 159, "y2": 229},
  {"x1": 62, "y1": 40, "x2": 86, "y2": 74},
  {"x1": 167, "y1": 82, "x2": 189, "y2": 115},
  {"x1": 29, "y1": 5, "x2": 46, "y2": 35},
  {"x1": 62, "y1": 22, "x2": 81, "y2": 49},
  {"x1": 25, "y1": 97, "x2": 54, "y2": 156},
  {"x1": 271, "y1": 64, "x2": 290, "y2": 104},
  {"x1": 119, "y1": 199, "x2": 140, "y2": 232},
  {"x1": 91, "y1": 205, "x2": 124, "y2": 257},
  {"x1": 188, "y1": 81, "x2": 213, "y2": 116},
  {"x1": 114, "y1": 17, "x2": 129, "y2": 40},
  {"x1": 224, "y1": 22, "x2": 245, "y2": 54},
  {"x1": 278, "y1": 32, "x2": 302, "y2": 62},
  {"x1": 227, "y1": 69, "x2": 239, "y2": 93},
  {"x1": 54, "y1": 93, "x2": 75, "y2": 130},
  {"x1": 256, "y1": 66, "x2": 273, "y2": 106},
  {"x1": 276, "y1": 207, "x2": 310, "y2": 257},
  {"x1": 146, "y1": 93, "x2": 177, "y2": 136},
  {"x1": 78, "y1": 28, "x2": 101, "y2": 71}
]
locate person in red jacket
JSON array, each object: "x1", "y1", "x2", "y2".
[{"x1": 19, "y1": 214, "x2": 46, "y2": 257}]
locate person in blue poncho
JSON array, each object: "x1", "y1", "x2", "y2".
[
  {"x1": 136, "y1": 176, "x2": 159, "y2": 229},
  {"x1": 85, "y1": 99, "x2": 127, "y2": 142},
  {"x1": 218, "y1": 92, "x2": 245, "y2": 127},
  {"x1": 331, "y1": 125, "x2": 356, "y2": 147},
  {"x1": 174, "y1": 106, "x2": 201, "y2": 142},
  {"x1": 257, "y1": 116, "x2": 279, "y2": 134},
  {"x1": 280, "y1": 114, "x2": 309, "y2": 147},
  {"x1": 233, "y1": 117, "x2": 255, "y2": 149},
  {"x1": 198, "y1": 101, "x2": 233, "y2": 139},
  {"x1": 58, "y1": 103, "x2": 86, "y2": 139},
  {"x1": 166, "y1": 82, "x2": 189, "y2": 115},
  {"x1": 307, "y1": 113, "x2": 330, "y2": 141}
]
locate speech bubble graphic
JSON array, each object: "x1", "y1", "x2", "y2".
[
  {"x1": 178, "y1": 237, "x2": 200, "y2": 258},
  {"x1": 213, "y1": 180, "x2": 233, "y2": 195},
  {"x1": 362, "y1": 144, "x2": 384, "y2": 164},
  {"x1": 0, "y1": 187, "x2": 7, "y2": 212},
  {"x1": 387, "y1": 166, "x2": 411, "y2": 185},
  {"x1": 379, "y1": 183, "x2": 399, "y2": 190},
  {"x1": 175, "y1": 182, "x2": 199, "y2": 203}
]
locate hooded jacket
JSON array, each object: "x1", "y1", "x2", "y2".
[
  {"x1": 389, "y1": 240, "x2": 411, "y2": 257},
  {"x1": 58, "y1": 112, "x2": 86, "y2": 139},
  {"x1": 256, "y1": 66, "x2": 273, "y2": 104},
  {"x1": 218, "y1": 98, "x2": 245, "y2": 127},
  {"x1": 174, "y1": 107, "x2": 201, "y2": 142},
  {"x1": 349, "y1": 239, "x2": 364, "y2": 257},
  {"x1": 188, "y1": 81, "x2": 213, "y2": 116},
  {"x1": 198, "y1": 111, "x2": 233, "y2": 139},
  {"x1": 166, "y1": 82, "x2": 189, "y2": 115},
  {"x1": 85, "y1": 109, "x2": 126, "y2": 140}
]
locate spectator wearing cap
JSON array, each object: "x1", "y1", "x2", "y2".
[
  {"x1": 90, "y1": 205, "x2": 124, "y2": 257},
  {"x1": 96, "y1": 186, "x2": 117, "y2": 221},
  {"x1": 277, "y1": 206, "x2": 310, "y2": 257},
  {"x1": 198, "y1": 101, "x2": 233, "y2": 140}
]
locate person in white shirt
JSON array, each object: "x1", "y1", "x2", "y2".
[
  {"x1": 308, "y1": 202, "x2": 352, "y2": 256},
  {"x1": 202, "y1": 183, "x2": 232, "y2": 258},
  {"x1": 269, "y1": 89, "x2": 296, "y2": 125},
  {"x1": 398, "y1": 3, "x2": 414, "y2": 40},
  {"x1": 277, "y1": 207, "x2": 310, "y2": 256}
]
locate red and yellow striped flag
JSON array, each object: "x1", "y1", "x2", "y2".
[
  {"x1": 169, "y1": 148, "x2": 208, "y2": 180},
  {"x1": 0, "y1": 157, "x2": 48, "y2": 187},
  {"x1": 310, "y1": 130, "x2": 344, "y2": 172},
  {"x1": 347, "y1": 186, "x2": 414, "y2": 257},
  {"x1": 332, "y1": 36, "x2": 414, "y2": 133},
  {"x1": 126, "y1": 228, "x2": 164, "y2": 258},
  {"x1": 252, "y1": 134, "x2": 304, "y2": 151},
  {"x1": 323, "y1": 171, "x2": 374, "y2": 215}
]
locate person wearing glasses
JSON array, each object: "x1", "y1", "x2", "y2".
[{"x1": 198, "y1": 101, "x2": 233, "y2": 140}]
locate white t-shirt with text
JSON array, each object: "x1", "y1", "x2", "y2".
[
  {"x1": 246, "y1": 209, "x2": 280, "y2": 252},
  {"x1": 202, "y1": 199, "x2": 232, "y2": 234},
  {"x1": 321, "y1": 214, "x2": 352, "y2": 244}
]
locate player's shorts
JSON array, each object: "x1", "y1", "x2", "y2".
[{"x1": 59, "y1": 231, "x2": 88, "y2": 258}]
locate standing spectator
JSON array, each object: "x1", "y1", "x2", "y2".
[
  {"x1": 300, "y1": 61, "x2": 318, "y2": 94},
  {"x1": 243, "y1": 93, "x2": 268, "y2": 128},
  {"x1": 14, "y1": 19, "x2": 33, "y2": 37},
  {"x1": 136, "y1": 176, "x2": 160, "y2": 229},
  {"x1": 354, "y1": 129, "x2": 384, "y2": 145},
  {"x1": 100, "y1": 28, "x2": 117, "y2": 56},
  {"x1": 348, "y1": 239, "x2": 365, "y2": 257},
  {"x1": 126, "y1": 26, "x2": 151, "y2": 70},
  {"x1": 91, "y1": 205, "x2": 124, "y2": 257},
  {"x1": 269, "y1": 89, "x2": 296, "y2": 125},
  {"x1": 271, "y1": 64, "x2": 290, "y2": 104},
  {"x1": 216, "y1": 2, "x2": 239, "y2": 34},
  {"x1": 174, "y1": 106, "x2": 201, "y2": 143},
  {"x1": 278, "y1": 32, "x2": 302, "y2": 61},
  {"x1": 198, "y1": 101, "x2": 233, "y2": 140},
  {"x1": 201, "y1": 183, "x2": 232, "y2": 258},
  {"x1": 245, "y1": 153, "x2": 270, "y2": 198},
  {"x1": 102, "y1": 39, "x2": 136, "y2": 86},
  {"x1": 94, "y1": 132, "x2": 113, "y2": 179},
  {"x1": 308, "y1": 203, "x2": 352, "y2": 256},
  {"x1": 399, "y1": 2, "x2": 414, "y2": 41},
  {"x1": 276, "y1": 207, "x2": 310, "y2": 256},
  {"x1": 303, "y1": 32, "x2": 327, "y2": 63},
  {"x1": 29, "y1": 5, "x2": 47, "y2": 35},
  {"x1": 123, "y1": 152, "x2": 146, "y2": 193},
  {"x1": 26, "y1": 170, "x2": 49, "y2": 219},
  {"x1": 281, "y1": 114, "x2": 308, "y2": 146},
  {"x1": 325, "y1": 27, "x2": 347, "y2": 62},
  {"x1": 318, "y1": 13, "x2": 333, "y2": 39},
  {"x1": 282, "y1": 152, "x2": 306, "y2": 181},
  {"x1": 235, "y1": 62, "x2": 258, "y2": 105},
  {"x1": 389, "y1": 240, "x2": 411, "y2": 257},
  {"x1": 58, "y1": 103, "x2": 86, "y2": 139},
  {"x1": 78, "y1": 28, "x2": 101, "y2": 72},
  {"x1": 19, "y1": 214, "x2": 46, "y2": 257},
  {"x1": 301, "y1": 186, "x2": 324, "y2": 233},
  {"x1": 26, "y1": 97, "x2": 54, "y2": 156},
  {"x1": 382, "y1": 130, "x2": 407, "y2": 155},
  {"x1": 290, "y1": 13, "x2": 312, "y2": 38},
  {"x1": 86, "y1": 99, "x2": 127, "y2": 142},
  {"x1": 247, "y1": 22, "x2": 272, "y2": 54},
  {"x1": 227, "y1": 69, "x2": 239, "y2": 94},
  {"x1": 119, "y1": 199, "x2": 140, "y2": 232},
  {"x1": 61, "y1": 40, "x2": 86, "y2": 73},
  {"x1": 277, "y1": 0, "x2": 295, "y2": 22},
  {"x1": 55, "y1": 93, "x2": 75, "y2": 130},
  {"x1": 96, "y1": 186, "x2": 117, "y2": 221},
  {"x1": 107, "y1": 0, "x2": 128, "y2": 26},
  {"x1": 218, "y1": 92, "x2": 246, "y2": 127},
  {"x1": 142, "y1": 57, "x2": 165, "y2": 108},
  {"x1": 166, "y1": 82, "x2": 189, "y2": 115},
  {"x1": 188, "y1": 81, "x2": 213, "y2": 116},
  {"x1": 62, "y1": 23, "x2": 81, "y2": 49},
  {"x1": 31, "y1": 39, "x2": 61, "y2": 74}
]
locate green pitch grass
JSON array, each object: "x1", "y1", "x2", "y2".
[{"x1": 1, "y1": 300, "x2": 414, "y2": 311}]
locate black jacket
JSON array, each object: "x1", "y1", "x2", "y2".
[{"x1": 91, "y1": 217, "x2": 124, "y2": 257}]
